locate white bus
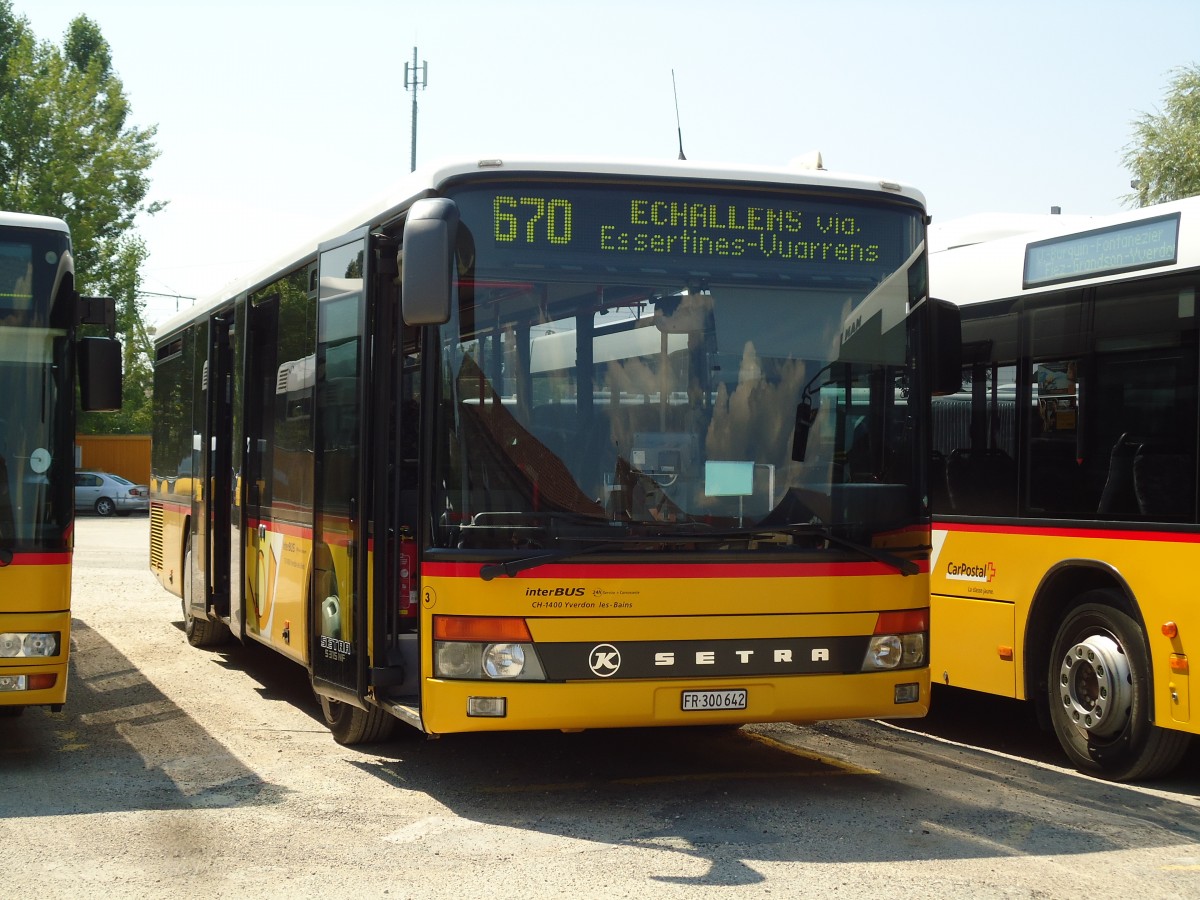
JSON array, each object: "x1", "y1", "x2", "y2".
[
  {"x1": 930, "y1": 196, "x2": 1200, "y2": 779},
  {"x1": 150, "y1": 157, "x2": 958, "y2": 744}
]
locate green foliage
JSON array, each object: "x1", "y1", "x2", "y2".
[
  {"x1": 0, "y1": 1, "x2": 161, "y2": 434},
  {"x1": 1124, "y1": 64, "x2": 1200, "y2": 208}
]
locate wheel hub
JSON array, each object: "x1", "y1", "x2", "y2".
[{"x1": 1059, "y1": 634, "x2": 1132, "y2": 738}]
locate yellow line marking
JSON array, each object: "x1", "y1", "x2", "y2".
[{"x1": 741, "y1": 730, "x2": 879, "y2": 775}]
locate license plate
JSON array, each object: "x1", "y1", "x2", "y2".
[{"x1": 681, "y1": 689, "x2": 748, "y2": 711}]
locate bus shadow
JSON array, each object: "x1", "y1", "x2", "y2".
[
  {"x1": 0, "y1": 619, "x2": 287, "y2": 819},
  {"x1": 900, "y1": 683, "x2": 1200, "y2": 791},
  {"x1": 343, "y1": 718, "x2": 1200, "y2": 882}
]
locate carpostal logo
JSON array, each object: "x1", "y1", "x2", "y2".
[{"x1": 946, "y1": 560, "x2": 996, "y2": 583}]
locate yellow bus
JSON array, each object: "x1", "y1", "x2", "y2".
[
  {"x1": 930, "y1": 196, "x2": 1200, "y2": 780},
  {"x1": 0, "y1": 210, "x2": 121, "y2": 716},
  {"x1": 150, "y1": 157, "x2": 959, "y2": 744}
]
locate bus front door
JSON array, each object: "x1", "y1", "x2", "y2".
[
  {"x1": 242, "y1": 293, "x2": 279, "y2": 646},
  {"x1": 204, "y1": 311, "x2": 235, "y2": 630},
  {"x1": 310, "y1": 229, "x2": 370, "y2": 705}
]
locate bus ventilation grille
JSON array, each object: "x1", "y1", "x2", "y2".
[{"x1": 149, "y1": 504, "x2": 165, "y2": 570}]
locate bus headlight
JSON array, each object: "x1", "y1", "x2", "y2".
[
  {"x1": 483, "y1": 643, "x2": 527, "y2": 678},
  {"x1": 435, "y1": 642, "x2": 482, "y2": 678},
  {"x1": 433, "y1": 641, "x2": 546, "y2": 680},
  {"x1": 861, "y1": 610, "x2": 927, "y2": 671},
  {"x1": 432, "y1": 616, "x2": 547, "y2": 681},
  {"x1": 24, "y1": 633, "x2": 60, "y2": 657},
  {"x1": 0, "y1": 632, "x2": 60, "y2": 658},
  {"x1": 862, "y1": 633, "x2": 926, "y2": 671}
]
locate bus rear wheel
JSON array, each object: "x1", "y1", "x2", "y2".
[
  {"x1": 315, "y1": 691, "x2": 396, "y2": 745},
  {"x1": 1047, "y1": 593, "x2": 1190, "y2": 781}
]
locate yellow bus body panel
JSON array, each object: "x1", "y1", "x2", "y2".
[
  {"x1": 149, "y1": 500, "x2": 188, "y2": 598},
  {"x1": 932, "y1": 523, "x2": 1200, "y2": 733},
  {"x1": 930, "y1": 593, "x2": 1015, "y2": 696},
  {"x1": 0, "y1": 593, "x2": 71, "y2": 709},
  {"x1": 417, "y1": 567, "x2": 930, "y2": 734},
  {"x1": 244, "y1": 522, "x2": 312, "y2": 665},
  {"x1": 421, "y1": 670, "x2": 923, "y2": 734}
]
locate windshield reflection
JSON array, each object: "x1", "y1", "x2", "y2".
[
  {"x1": 433, "y1": 274, "x2": 922, "y2": 552},
  {"x1": 0, "y1": 326, "x2": 70, "y2": 552}
]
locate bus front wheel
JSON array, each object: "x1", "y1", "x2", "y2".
[
  {"x1": 314, "y1": 691, "x2": 396, "y2": 746},
  {"x1": 1046, "y1": 594, "x2": 1189, "y2": 781}
]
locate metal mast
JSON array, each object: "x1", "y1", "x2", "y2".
[{"x1": 404, "y1": 47, "x2": 428, "y2": 172}]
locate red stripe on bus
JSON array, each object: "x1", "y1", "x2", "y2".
[
  {"x1": 937, "y1": 521, "x2": 1200, "y2": 543},
  {"x1": 2, "y1": 552, "x2": 71, "y2": 566},
  {"x1": 421, "y1": 560, "x2": 927, "y2": 579},
  {"x1": 245, "y1": 518, "x2": 314, "y2": 540}
]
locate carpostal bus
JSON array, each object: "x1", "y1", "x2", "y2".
[
  {"x1": 929, "y1": 196, "x2": 1200, "y2": 780},
  {"x1": 149, "y1": 157, "x2": 959, "y2": 744},
  {"x1": 0, "y1": 211, "x2": 121, "y2": 716}
]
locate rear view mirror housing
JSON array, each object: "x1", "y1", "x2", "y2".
[
  {"x1": 400, "y1": 198, "x2": 460, "y2": 326},
  {"x1": 78, "y1": 336, "x2": 122, "y2": 412}
]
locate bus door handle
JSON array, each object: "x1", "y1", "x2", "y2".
[{"x1": 258, "y1": 523, "x2": 266, "y2": 541}]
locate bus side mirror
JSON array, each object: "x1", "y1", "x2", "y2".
[
  {"x1": 927, "y1": 297, "x2": 962, "y2": 396},
  {"x1": 78, "y1": 336, "x2": 122, "y2": 412},
  {"x1": 400, "y1": 198, "x2": 460, "y2": 326}
]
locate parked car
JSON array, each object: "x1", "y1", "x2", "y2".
[{"x1": 74, "y1": 470, "x2": 149, "y2": 517}]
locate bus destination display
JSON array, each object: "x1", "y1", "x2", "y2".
[
  {"x1": 1024, "y1": 213, "x2": 1180, "y2": 288},
  {"x1": 454, "y1": 183, "x2": 919, "y2": 279}
]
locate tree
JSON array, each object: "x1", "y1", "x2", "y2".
[
  {"x1": 1124, "y1": 63, "x2": 1200, "y2": 208},
  {"x1": 0, "y1": 2, "x2": 161, "y2": 433}
]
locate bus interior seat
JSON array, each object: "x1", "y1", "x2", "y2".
[
  {"x1": 945, "y1": 447, "x2": 1014, "y2": 514},
  {"x1": 1027, "y1": 439, "x2": 1082, "y2": 514},
  {"x1": 1096, "y1": 433, "x2": 1141, "y2": 516},
  {"x1": 1133, "y1": 446, "x2": 1196, "y2": 520}
]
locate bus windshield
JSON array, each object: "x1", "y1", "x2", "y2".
[{"x1": 430, "y1": 179, "x2": 927, "y2": 551}]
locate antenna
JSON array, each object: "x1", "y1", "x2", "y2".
[
  {"x1": 404, "y1": 47, "x2": 429, "y2": 172},
  {"x1": 671, "y1": 69, "x2": 686, "y2": 160}
]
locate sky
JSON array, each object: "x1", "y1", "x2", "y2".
[{"x1": 17, "y1": 0, "x2": 1200, "y2": 327}]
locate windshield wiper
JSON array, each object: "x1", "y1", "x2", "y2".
[
  {"x1": 479, "y1": 542, "x2": 615, "y2": 580},
  {"x1": 478, "y1": 530, "x2": 745, "y2": 579},
  {"x1": 478, "y1": 523, "x2": 919, "y2": 579},
  {"x1": 755, "y1": 522, "x2": 920, "y2": 576}
]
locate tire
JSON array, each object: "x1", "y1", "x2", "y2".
[
  {"x1": 95, "y1": 497, "x2": 116, "y2": 517},
  {"x1": 0, "y1": 705, "x2": 25, "y2": 717},
  {"x1": 182, "y1": 545, "x2": 229, "y2": 648},
  {"x1": 1047, "y1": 592, "x2": 1191, "y2": 781},
  {"x1": 315, "y1": 691, "x2": 396, "y2": 745}
]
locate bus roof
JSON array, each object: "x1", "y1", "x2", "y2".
[
  {"x1": 0, "y1": 210, "x2": 70, "y2": 234},
  {"x1": 154, "y1": 155, "x2": 926, "y2": 341},
  {"x1": 929, "y1": 195, "x2": 1200, "y2": 307}
]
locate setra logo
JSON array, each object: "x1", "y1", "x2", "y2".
[
  {"x1": 946, "y1": 560, "x2": 996, "y2": 582},
  {"x1": 589, "y1": 643, "x2": 622, "y2": 677}
]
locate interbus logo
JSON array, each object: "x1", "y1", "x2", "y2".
[{"x1": 946, "y1": 561, "x2": 996, "y2": 582}]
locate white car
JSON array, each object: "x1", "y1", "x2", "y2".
[{"x1": 74, "y1": 470, "x2": 150, "y2": 517}]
